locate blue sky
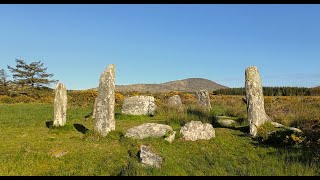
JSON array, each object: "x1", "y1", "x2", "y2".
[{"x1": 0, "y1": 4, "x2": 319, "y2": 90}]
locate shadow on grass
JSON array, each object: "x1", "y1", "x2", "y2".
[
  {"x1": 231, "y1": 126, "x2": 250, "y2": 134},
  {"x1": 45, "y1": 121, "x2": 53, "y2": 128},
  {"x1": 73, "y1": 123, "x2": 90, "y2": 134},
  {"x1": 85, "y1": 112, "x2": 93, "y2": 119}
]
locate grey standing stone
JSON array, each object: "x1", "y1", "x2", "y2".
[
  {"x1": 180, "y1": 121, "x2": 215, "y2": 141},
  {"x1": 139, "y1": 145, "x2": 163, "y2": 168},
  {"x1": 167, "y1": 95, "x2": 182, "y2": 107},
  {"x1": 122, "y1": 96, "x2": 156, "y2": 115},
  {"x1": 196, "y1": 89, "x2": 212, "y2": 111},
  {"x1": 94, "y1": 64, "x2": 116, "y2": 137},
  {"x1": 53, "y1": 83, "x2": 67, "y2": 127},
  {"x1": 245, "y1": 66, "x2": 271, "y2": 136}
]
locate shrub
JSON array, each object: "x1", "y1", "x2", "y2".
[
  {"x1": 0, "y1": 95, "x2": 14, "y2": 104},
  {"x1": 68, "y1": 90, "x2": 98, "y2": 108}
]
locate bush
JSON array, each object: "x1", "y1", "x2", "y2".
[
  {"x1": 0, "y1": 95, "x2": 37, "y2": 103},
  {"x1": 0, "y1": 95, "x2": 14, "y2": 104},
  {"x1": 68, "y1": 90, "x2": 98, "y2": 108},
  {"x1": 256, "y1": 122, "x2": 304, "y2": 148}
]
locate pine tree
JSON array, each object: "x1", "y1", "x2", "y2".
[
  {"x1": 7, "y1": 59, "x2": 57, "y2": 88},
  {"x1": 0, "y1": 68, "x2": 9, "y2": 86}
]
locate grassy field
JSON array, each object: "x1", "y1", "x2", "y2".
[{"x1": 0, "y1": 103, "x2": 319, "y2": 176}]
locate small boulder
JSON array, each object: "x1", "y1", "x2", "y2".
[
  {"x1": 139, "y1": 145, "x2": 163, "y2": 168},
  {"x1": 164, "y1": 131, "x2": 176, "y2": 143},
  {"x1": 218, "y1": 119, "x2": 236, "y2": 127},
  {"x1": 125, "y1": 123, "x2": 173, "y2": 140},
  {"x1": 180, "y1": 121, "x2": 215, "y2": 141}
]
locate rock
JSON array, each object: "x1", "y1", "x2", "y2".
[
  {"x1": 53, "y1": 83, "x2": 67, "y2": 127},
  {"x1": 287, "y1": 127, "x2": 303, "y2": 133},
  {"x1": 122, "y1": 96, "x2": 156, "y2": 115},
  {"x1": 167, "y1": 95, "x2": 182, "y2": 107},
  {"x1": 218, "y1": 119, "x2": 236, "y2": 127},
  {"x1": 245, "y1": 66, "x2": 271, "y2": 136},
  {"x1": 180, "y1": 121, "x2": 215, "y2": 141},
  {"x1": 164, "y1": 131, "x2": 176, "y2": 143},
  {"x1": 139, "y1": 145, "x2": 163, "y2": 168},
  {"x1": 271, "y1": 122, "x2": 285, "y2": 128},
  {"x1": 196, "y1": 89, "x2": 212, "y2": 111},
  {"x1": 125, "y1": 123, "x2": 173, "y2": 139},
  {"x1": 92, "y1": 97, "x2": 97, "y2": 118},
  {"x1": 94, "y1": 64, "x2": 116, "y2": 137},
  {"x1": 51, "y1": 150, "x2": 68, "y2": 158}
]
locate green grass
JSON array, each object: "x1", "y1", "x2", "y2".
[{"x1": 0, "y1": 104, "x2": 319, "y2": 176}]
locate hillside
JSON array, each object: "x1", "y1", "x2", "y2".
[{"x1": 114, "y1": 78, "x2": 228, "y2": 92}]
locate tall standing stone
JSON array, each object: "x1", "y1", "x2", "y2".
[
  {"x1": 53, "y1": 83, "x2": 67, "y2": 127},
  {"x1": 196, "y1": 89, "x2": 212, "y2": 111},
  {"x1": 94, "y1": 64, "x2": 115, "y2": 137},
  {"x1": 245, "y1": 66, "x2": 271, "y2": 136}
]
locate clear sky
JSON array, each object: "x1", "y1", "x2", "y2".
[{"x1": 0, "y1": 4, "x2": 319, "y2": 90}]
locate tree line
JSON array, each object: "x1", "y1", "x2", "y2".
[
  {"x1": 0, "y1": 59, "x2": 57, "y2": 95},
  {"x1": 213, "y1": 87, "x2": 320, "y2": 96}
]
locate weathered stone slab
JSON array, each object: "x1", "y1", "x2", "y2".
[
  {"x1": 245, "y1": 66, "x2": 271, "y2": 136},
  {"x1": 125, "y1": 123, "x2": 173, "y2": 139},
  {"x1": 53, "y1": 83, "x2": 67, "y2": 127},
  {"x1": 94, "y1": 64, "x2": 116, "y2": 137},
  {"x1": 122, "y1": 96, "x2": 156, "y2": 115},
  {"x1": 196, "y1": 89, "x2": 211, "y2": 111},
  {"x1": 139, "y1": 145, "x2": 163, "y2": 168},
  {"x1": 180, "y1": 121, "x2": 215, "y2": 141}
]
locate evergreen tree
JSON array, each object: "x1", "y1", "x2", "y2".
[
  {"x1": 7, "y1": 59, "x2": 57, "y2": 88},
  {"x1": 0, "y1": 68, "x2": 9, "y2": 86}
]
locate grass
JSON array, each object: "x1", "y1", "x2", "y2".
[{"x1": 0, "y1": 103, "x2": 319, "y2": 176}]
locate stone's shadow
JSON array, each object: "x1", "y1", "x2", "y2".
[
  {"x1": 85, "y1": 112, "x2": 93, "y2": 119},
  {"x1": 73, "y1": 123, "x2": 90, "y2": 134},
  {"x1": 46, "y1": 121, "x2": 53, "y2": 128},
  {"x1": 230, "y1": 126, "x2": 250, "y2": 134}
]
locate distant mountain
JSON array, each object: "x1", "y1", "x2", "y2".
[{"x1": 112, "y1": 78, "x2": 228, "y2": 92}]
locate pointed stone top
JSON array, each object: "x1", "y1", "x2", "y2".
[
  {"x1": 56, "y1": 82, "x2": 66, "y2": 89},
  {"x1": 99, "y1": 64, "x2": 115, "y2": 81},
  {"x1": 108, "y1": 64, "x2": 115, "y2": 68},
  {"x1": 106, "y1": 64, "x2": 115, "y2": 71},
  {"x1": 246, "y1": 66, "x2": 258, "y2": 71}
]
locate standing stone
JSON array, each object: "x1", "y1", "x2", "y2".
[
  {"x1": 196, "y1": 89, "x2": 212, "y2": 111},
  {"x1": 92, "y1": 97, "x2": 97, "y2": 118},
  {"x1": 94, "y1": 64, "x2": 115, "y2": 137},
  {"x1": 245, "y1": 66, "x2": 271, "y2": 136},
  {"x1": 122, "y1": 96, "x2": 156, "y2": 115},
  {"x1": 167, "y1": 95, "x2": 183, "y2": 107},
  {"x1": 53, "y1": 83, "x2": 67, "y2": 127}
]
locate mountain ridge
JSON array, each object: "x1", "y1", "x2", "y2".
[{"x1": 92, "y1": 78, "x2": 228, "y2": 92}]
